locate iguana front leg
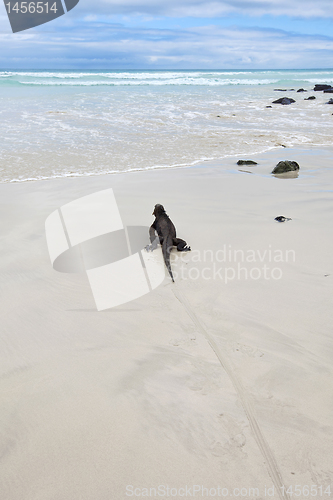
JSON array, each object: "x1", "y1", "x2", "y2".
[{"x1": 145, "y1": 226, "x2": 160, "y2": 252}]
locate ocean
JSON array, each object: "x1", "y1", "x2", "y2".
[{"x1": 0, "y1": 69, "x2": 332, "y2": 182}]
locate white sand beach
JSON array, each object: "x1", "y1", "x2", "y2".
[{"x1": 0, "y1": 146, "x2": 332, "y2": 499}]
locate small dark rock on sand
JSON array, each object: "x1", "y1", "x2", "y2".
[
  {"x1": 314, "y1": 84, "x2": 333, "y2": 91},
  {"x1": 275, "y1": 216, "x2": 292, "y2": 222},
  {"x1": 327, "y1": 99, "x2": 333, "y2": 105},
  {"x1": 272, "y1": 160, "x2": 300, "y2": 174},
  {"x1": 297, "y1": 88, "x2": 307, "y2": 92},
  {"x1": 305, "y1": 96, "x2": 316, "y2": 100},
  {"x1": 237, "y1": 160, "x2": 258, "y2": 165},
  {"x1": 272, "y1": 97, "x2": 296, "y2": 105},
  {"x1": 324, "y1": 89, "x2": 333, "y2": 93}
]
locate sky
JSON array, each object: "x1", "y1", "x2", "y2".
[{"x1": 0, "y1": 0, "x2": 333, "y2": 69}]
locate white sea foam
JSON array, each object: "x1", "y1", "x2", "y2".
[
  {"x1": 17, "y1": 78, "x2": 278, "y2": 86},
  {"x1": 0, "y1": 70, "x2": 272, "y2": 79}
]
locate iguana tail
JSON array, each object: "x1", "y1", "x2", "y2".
[{"x1": 162, "y1": 236, "x2": 174, "y2": 282}]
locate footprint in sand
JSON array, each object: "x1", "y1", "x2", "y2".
[{"x1": 234, "y1": 343, "x2": 264, "y2": 358}]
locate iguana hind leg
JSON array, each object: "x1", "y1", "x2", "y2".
[{"x1": 173, "y1": 238, "x2": 191, "y2": 252}]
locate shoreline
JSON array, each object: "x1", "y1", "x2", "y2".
[
  {"x1": 2, "y1": 142, "x2": 333, "y2": 185},
  {"x1": 2, "y1": 68, "x2": 333, "y2": 185}
]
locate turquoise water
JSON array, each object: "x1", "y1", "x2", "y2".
[
  {"x1": 0, "y1": 69, "x2": 332, "y2": 182},
  {"x1": 1, "y1": 69, "x2": 333, "y2": 87}
]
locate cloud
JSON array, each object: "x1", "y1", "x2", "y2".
[
  {"x1": 70, "y1": 0, "x2": 333, "y2": 19},
  {"x1": 1, "y1": 22, "x2": 333, "y2": 69},
  {"x1": 1, "y1": 0, "x2": 332, "y2": 68}
]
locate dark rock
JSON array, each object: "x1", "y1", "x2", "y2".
[
  {"x1": 327, "y1": 99, "x2": 333, "y2": 104},
  {"x1": 266, "y1": 105, "x2": 272, "y2": 108},
  {"x1": 275, "y1": 216, "x2": 292, "y2": 222},
  {"x1": 324, "y1": 89, "x2": 333, "y2": 93},
  {"x1": 272, "y1": 160, "x2": 300, "y2": 174},
  {"x1": 274, "y1": 89, "x2": 287, "y2": 91},
  {"x1": 297, "y1": 88, "x2": 307, "y2": 92},
  {"x1": 305, "y1": 96, "x2": 316, "y2": 100},
  {"x1": 314, "y1": 84, "x2": 333, "y2": 91},
  {"x1": 237, "y1": 160, "x2": 258, "y2": 165},
  {"x1": 272, "y1": 97, "x2": 296, "y2": 105}
]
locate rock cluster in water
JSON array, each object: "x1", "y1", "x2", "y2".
[{"x1": 269, "y1": 84, "x2": 333, "y2": 106}]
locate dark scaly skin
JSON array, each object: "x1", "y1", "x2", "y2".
[
  {"x1": 274, "y1": 216, "x2": 292, "y2": 222},
  {"x1": 146, "y1": 204, "x2": 191, "y2": 282}
]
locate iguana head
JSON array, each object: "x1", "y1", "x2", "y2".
[{"x1": 153, "y1": 204, "x2": 166, "y2": 216}]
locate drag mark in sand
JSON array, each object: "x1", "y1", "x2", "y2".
[{"x1": 172, "y1": 285, "x2": 290, "y2": 500}]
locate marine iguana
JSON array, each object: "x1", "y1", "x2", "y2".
[{"x1": 146, "y1": 204, "x2": 191, "y2": 282}]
